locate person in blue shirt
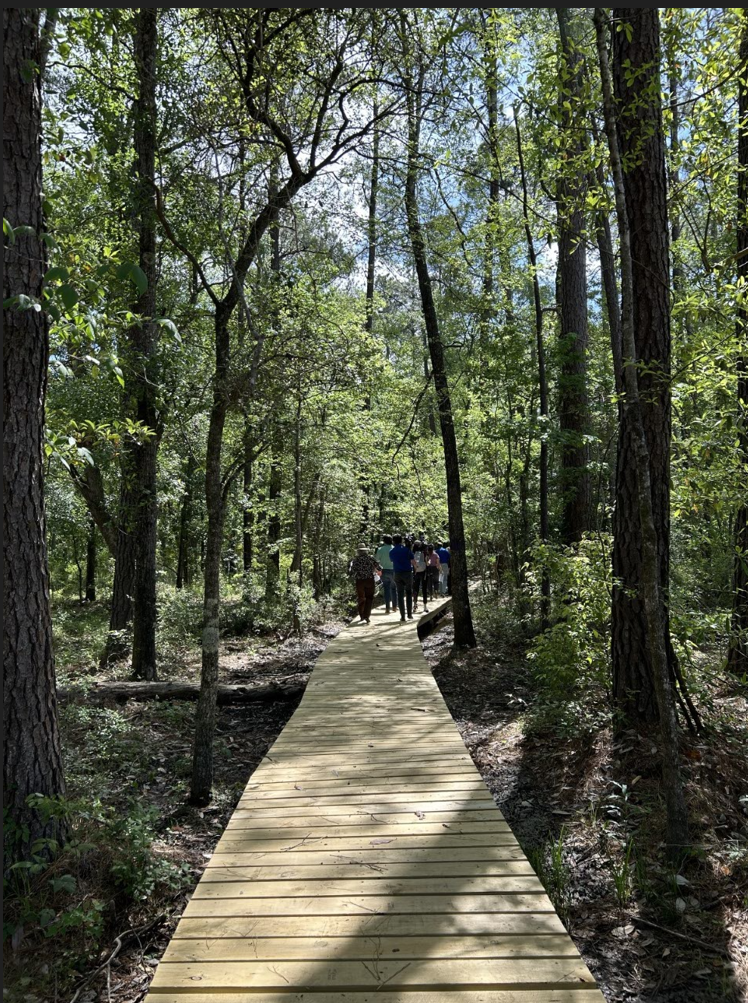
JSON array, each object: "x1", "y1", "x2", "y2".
[
  {"x1": 437, "y1": 542, "x2": 450, "y2": 595},
  {"x1": 389, "y1": 534, "x2": 415, "y2": 621}
]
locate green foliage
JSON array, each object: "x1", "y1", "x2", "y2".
[
  {"x1": 524, "y1": 538, "x2": 613, "y2": 735},
  {"x1": 3, "y1": 794, "x2": 188, "y2": 994}
]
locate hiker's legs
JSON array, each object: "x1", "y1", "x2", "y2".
[
  {"x1": 382, "y1": 569, "x2": 396, "y2": 611},
  {"x1": 394, "y1": 571, "x2": 413, "y2": 618},
  {"x1": 355, "y1": 580, "x2": 368, "y2": 619},
  {"x1": 362, "y1": 579, "x2": 375, "y2": 621}
]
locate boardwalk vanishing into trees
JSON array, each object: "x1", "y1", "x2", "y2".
[{"x1": 146, "y1": 599, "x2": 603, "y2": 1000}]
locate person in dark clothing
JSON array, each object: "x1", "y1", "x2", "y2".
[
  {"x1": 425, "y1": 544, "x2": 440, "y2": 600},
  {"x1": 389, "y1": 534, "x2": 415, "y2": 621},
  {"x1": 348, "y1": 546, "x2": 381, "y2": 624}
]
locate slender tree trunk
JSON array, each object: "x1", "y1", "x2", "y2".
[
  {"x1": 176, "y1": 454, "x2": 194, "y2": 589},
  {"x1": 3, "y1": 8, "x2": 66, "y2": 854},
  {"x1": 129, "y1": 9, "x2": 160, "y2": 682},
  {"x1": 242, "y1": 427, "x2": 254, "y2": 574},
  {"x1": 70, "y1": 462, "x2": 118, "y2": 557},
  {"x1": 85, "y1": 518, "x2": 97, "y2": 602},
  {"x1": 596, "y1": 7, "x2": 689, "y2": 854},
  {"x1": 515, "y1": 108, "x2": 550, "y2": 627},
  {"x1": 265, "y1": 442, "x2": 282, "y2": 598},
  {"x1": 556, "y1": 8, "x2": 590, "y2": 545},
  {"x1": 190, "y1": 308, "x2": 229, "y2": 805},
  {"x1": 610, "y1": 8, "x2": 676, "y2": 724},
  {"x1": 402, "y1": 33, "x2": 475, "y2": 648},
  {"x1": 359, "y1": 105, "x2": 380, "y2": 536},
  {"x1": 729, "y1": 13, "x2": 748, "y2": 674}
]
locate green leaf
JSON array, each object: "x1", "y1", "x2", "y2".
[
  {"x1": 129, "y1": 264, "x2": 148, "y2": 296},
  {"x1": 155, "y1": 317, "x2": 181, "y2": 342},
  {"x1": 44, "y1": 266, "x2": 69, "y2": 283},
  {"x1": 59, "y1": 284, "x2": 78, "y2": 310},
  {"x1": 49, "y1": 874, "x2": 77, "y2": 895},
  {"x1": 3, "y1": 218, "x2": 15, "y2": 244}
]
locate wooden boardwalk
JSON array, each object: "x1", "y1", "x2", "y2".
[{"x1": 147, "y1": 598, "x2": 604, "y2": 1002}]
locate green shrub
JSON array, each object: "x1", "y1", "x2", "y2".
[{"x1": 524, "y1": 537, "x2": 613, "y2": 735}]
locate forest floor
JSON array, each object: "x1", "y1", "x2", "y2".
[
  {"x1": 423, "y1": 613, "x2": 748, "y2": 1003},
  {"x1": 7, "y1": 600, "x2": 746, "y2": 1003}
]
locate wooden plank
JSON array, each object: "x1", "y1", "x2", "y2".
[
  {"x1": 222, "y1": 821, "x2": 512, "y2": 837},
  {"x1": 227, "y1": 802, "x2": 501, "y2": 818},
  {"x1": 191, "y1": 876, "x2": 546, "y2": 899},
  {"x1": 201, "y1": 861, "x2": 537, "y2": 880},
  {"x1": 243, "y1": 776, "x2": 483, "y2": 793},
  {"x1": 163, "y1": 934, "x2": 581, "y2": 962},
  {"x1": 143, "y1": 992, "x2": 604, "y2": 1003},
  {"x1": 171, "y1": 913, "x2": 569, "y2": 940},
  {"x1": 236, "y1": 790, "x2": 492, "y2": 809},
  {"x1": 208, "y1": 847, "x2": 527, "y2": 864},
  {"x1": 214, "y1": 834, "x2": 520, "y2": 852},
  {"x1": 180, "y1": 893, "x2": 556, "y2": 918},
  {"x1": 150, "y1": 957, "x2": 595, "y2": 990}
]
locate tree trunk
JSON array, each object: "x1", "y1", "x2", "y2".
[
  {"x1": 190, "y1": 308, "x2": 230, "y2": 806},
  {"x1": 102, "y1": 468, "x2": 137, "y2": 665},
  {"x1": 3, "y1": 7, "x2": 66, "y2": 855},
  {"x1": 85, "y1": 517, "x2": 97, "y2": 602},
  {"x1": 514, "y1": 109, "x2": 550, "y2": 627},
  {"x1": 265, "y1": 443, "x2": 282, "y2": 598},
  {"x1": 610, "y1": 8, "x2": 676, "y2": 724},
  {"x1": 401, "y1": 31, "x2": 476, "y2": 648},
  {"x1": 242, "y1": 427, "x2": 254, "y2": 575},
  {"x1": 729, "y1": 13, "x2": 748, "y2": 674},
  {"x1": 556, "y1": 8, "x2": 590, "y2": 545},
  {"x1": 176, "y1": 454, "x2": 194, "y2": 589},
  {"x1": 69, "y1": 462, "x2": 118, "y2": 557},
  {"x1": 596, "y1": 7, "x2": 689, "y2": 854},
  {"x1": 129, "y1": 9, "x2": 160, "y2": 682}
]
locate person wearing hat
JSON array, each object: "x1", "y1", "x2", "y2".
[{"x1": 347, "y1": 546, "x2": 382, "y2": 624}]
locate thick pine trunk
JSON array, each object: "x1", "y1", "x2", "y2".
[
  {"x1": 728, "y1": 14, "x2": 748, "y2": 674},
  {"x1": 3, "y1": 7, "x2": 66, "y2": 853},
  {"x1": 611, "y1": 8, "x2": 675, "y2": 724},
  {"x1": 402, "y1": 48, "x2": 475, "y2": 648},
  {"x1": 556, "y1": 8, "x2": 590, "y2": 546},
  {"x1": 129, "y1": 9, "x2": 160, "y2": 682},
  {"x1": 596, "y1": 8, "x2": 689, "y2": 854}
]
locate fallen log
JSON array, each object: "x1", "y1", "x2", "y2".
[{"x1": 57, "y1": 677, "x2": 307, "y2": 706}]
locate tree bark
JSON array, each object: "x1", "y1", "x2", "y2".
[
  {"x1": 596, "y1": 7, "x2": 689, "y2": 854},
  {"x1": 69, "y1": 462, "x2": 118, "y2": 557},
  {"x1": 176, "y1": 454, "x2": 195, "y2": 589},
  {"x1": 3, "y1": 7, "x2": 66, "y2": 854},
  {"x1": 556, "y1": 8, "x2": 590, "y2": 545},
  {"x1": 265, "y1": 441, "x2": 282, "y2": 598},
  {"x1": 728, "y1": 12, "x2": 748, "y2": 675},
  {"x1": 514, "y1": 108, "x2": 550, "y2": 627},
  {"x1": 129, "y1": 8, "x2": 160, "y2": 682},
  {"x1": 101, "y1": 469, "x2": 137, "y2": 665},
  {"x1": 401, "y1": 23, "x2": 475, "y2": 648},
  {"x1": 85, "y1": 517, "x2": 97, "y2": 602},
  {"x1": 242, "y1": 427, "x2": 254, "y2": 575},
  {"x1": 610, "y1": 8, "x2": 676, "y2": 724}
]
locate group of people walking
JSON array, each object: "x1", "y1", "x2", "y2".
[{"x1": 348, "y1": 534, "x2": 451, "y2": 624}]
